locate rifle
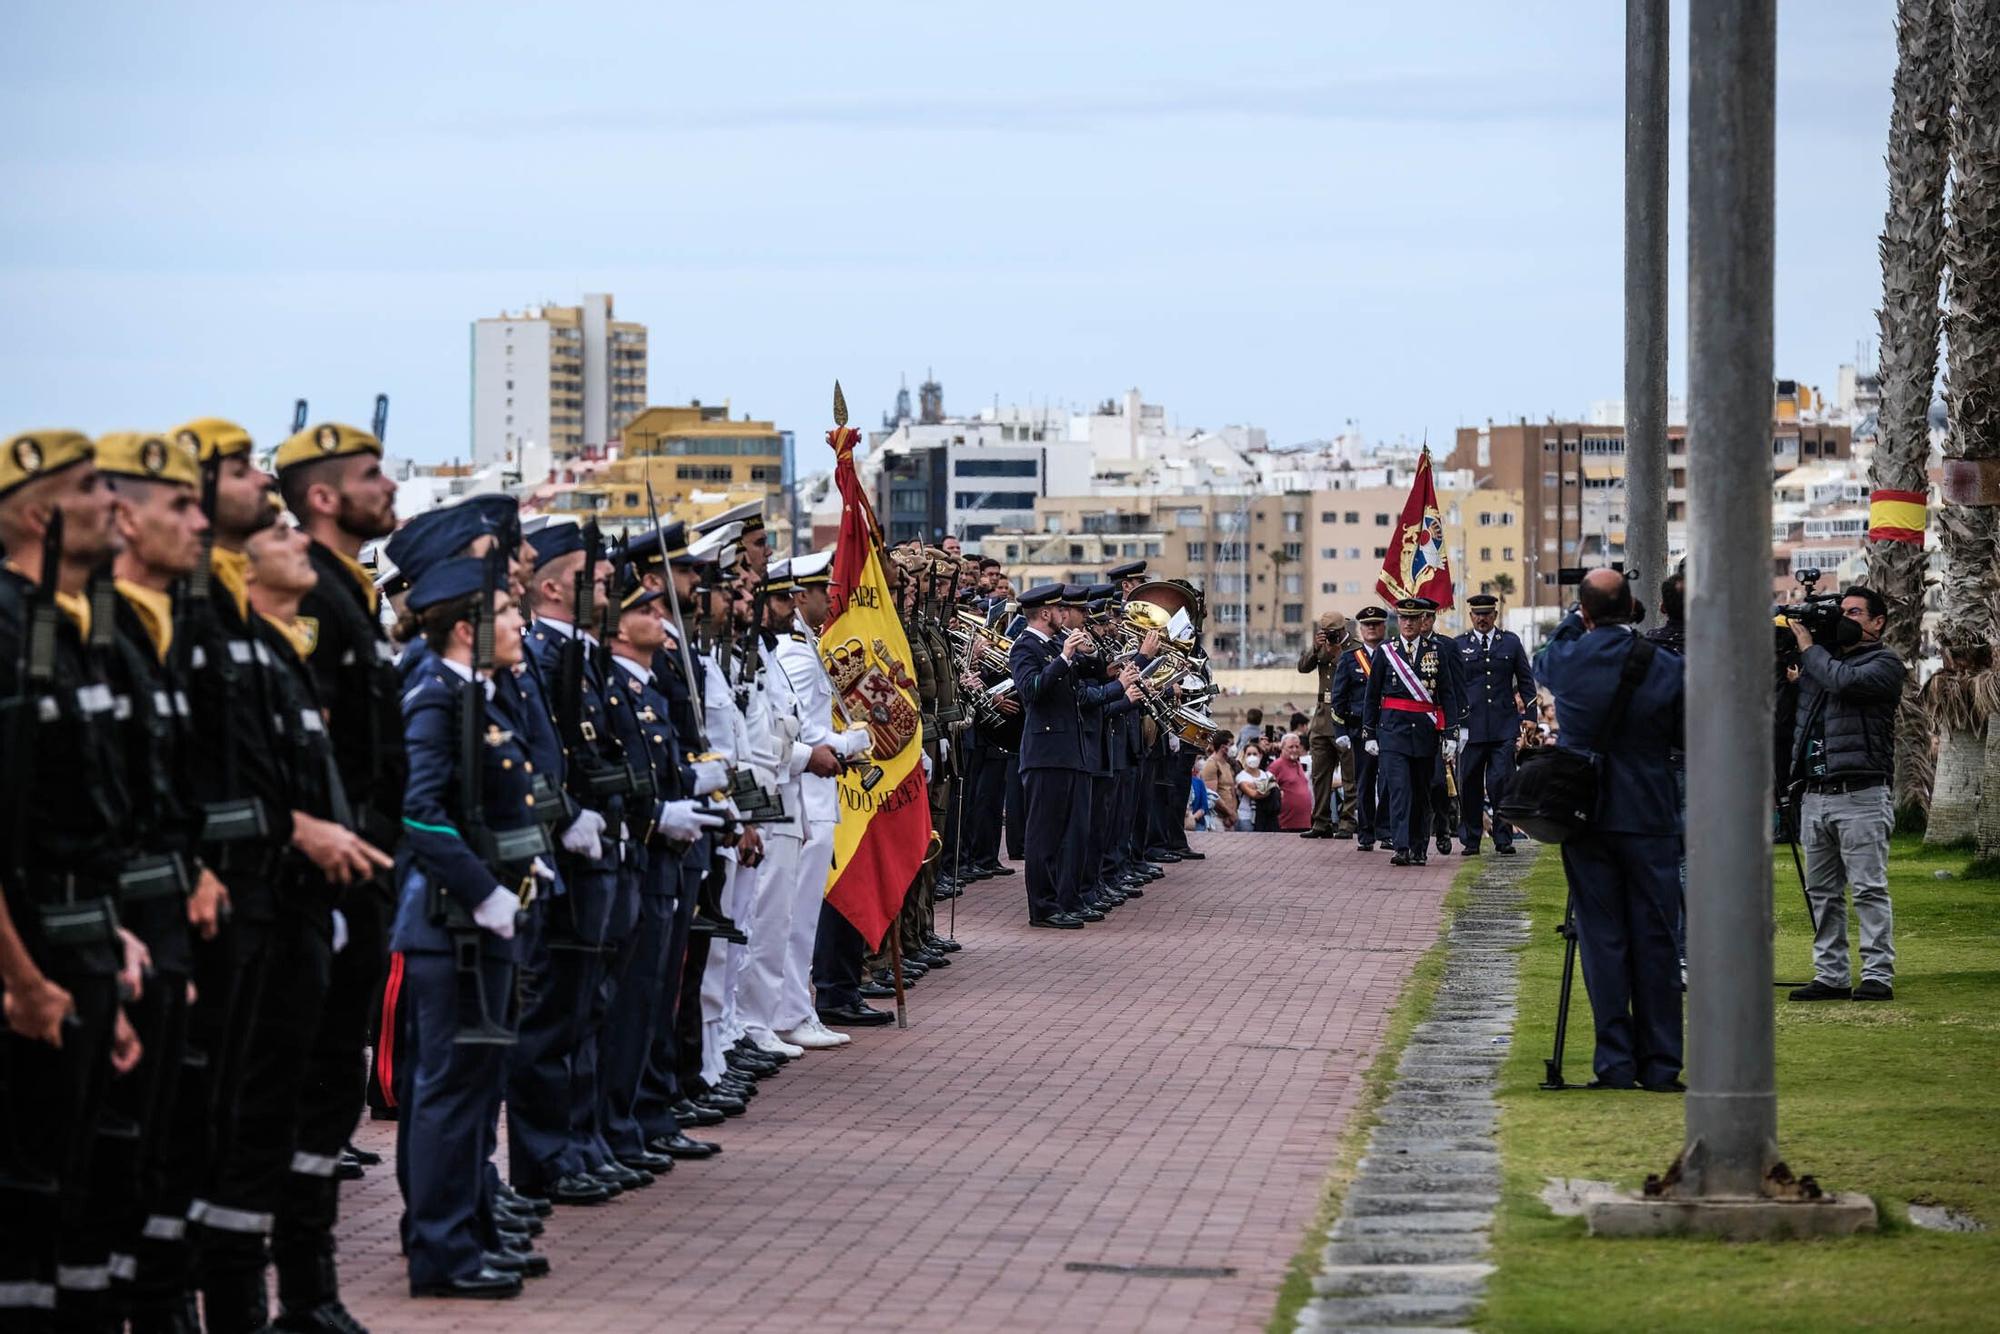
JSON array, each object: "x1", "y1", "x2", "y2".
[
  {"x1": 371, "y1": 393, "x2": 389, "y2": 443},
  {"x1": 438, "y1": 554, "x2": 537, "y2": 1046},
  {"x1": 291, "y1": 399, "x2": 309, "y2": 435}
]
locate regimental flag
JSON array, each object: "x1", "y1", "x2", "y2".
[
  {"x1": 1867, "y1": 488, "x2": 1927, "y2": 546},
  {"x1": 1375, "y1": 448, "x2": 1455, "y2": 609},
  {"x1": 820, "y1": 389, "x2": 931, "y2": 949}
]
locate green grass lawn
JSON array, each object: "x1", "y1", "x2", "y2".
[{"x1": 1482, "y1": 837, "x2": 2000, "y2": 1332}]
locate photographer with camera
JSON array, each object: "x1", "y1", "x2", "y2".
[
  {"x1": 1785, "y1": 585, "x2": 1905, "y2": 1003},
  {"x1": 1534, "y1": 569, "x2": 1684, "y2": 1091}
]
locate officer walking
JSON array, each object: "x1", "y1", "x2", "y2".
[
  {"x1": 1452, "y1": 593, "x2": 1536, "y2": 855},
  {"x1": 1361, "y1": 597, "x2": 1464, "y2": 867}
]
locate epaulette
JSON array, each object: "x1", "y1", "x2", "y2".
[{"x1": 789, "y1": 631, "x2": 808, "y2": 642}]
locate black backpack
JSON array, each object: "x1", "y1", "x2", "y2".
[{"x1": 1500, "y1": 634, "x2": 1656, "y2": 843}]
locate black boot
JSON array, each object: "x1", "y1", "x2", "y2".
[{"x1": 197, "y1": 1269, "x2": 271, "y2": 1334}]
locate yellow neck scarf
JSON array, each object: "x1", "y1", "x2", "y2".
[
  {"x1": 331, "y1": 547, "x2": 380, "y2": 616},
  {"x1": 260, "y1": 612, "x2": 314, "y2": 662},
  {"x1": 211, "y1": 547, "x2": 251, "y2": 622},
  {"x1": 116, "y1": 580, "x2": 173, "y2": 662}
]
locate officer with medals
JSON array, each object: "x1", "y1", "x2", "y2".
[
  {"x1": 1452, "y1": 593, "x2": 1536, "y2": 855},
  {"x1": 1361, "y1": 597, "x2": 1464, "y2": 867},
  {"x1": 388, "y1": 555, "x2": 546, "y2": 1301},
  {"x1": 1332, "y1": 606, "x2": 1389, "y2": 849},
  {"x1": 270, "y1": 421, "x2": 408, "y2": 1326},
  {"x1": 0, "y1": 430, "x2": 145, "y2": 1332}
]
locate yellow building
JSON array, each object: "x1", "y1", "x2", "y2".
[
  {"x1": 1440, "y1": 488, "x2": 1527, "y2": 632},
  {"x1": 620, "y1": 402, "x2": 788, "y2": 503}
]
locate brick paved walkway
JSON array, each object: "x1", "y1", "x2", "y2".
[{"x1": 337, "y1": 832, "x2": 1454, "y2": 1333}]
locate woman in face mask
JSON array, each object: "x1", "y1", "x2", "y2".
[{"x1": 1236, "y1": 742, "x2": 1278, "y2": 832}]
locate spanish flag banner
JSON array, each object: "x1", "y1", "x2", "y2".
[
  {"x1": 1375, "y1": 448, "x2": 1456, "y2": 609},
  {"x1": 1867, "y1": 488, "x2": 1927, "y2": 546},
  {"x1": 820, "y1": 387, "x2": 931, "y2": 949}
]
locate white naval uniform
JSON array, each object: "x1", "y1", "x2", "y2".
[
  {"x1": 731, "y1": 627, "x2": 817, "y2": 1044},
  {"x1": 769, "y1": 611, "x2": 869, "y2": 1032}
]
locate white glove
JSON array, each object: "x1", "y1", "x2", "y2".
[
  {"x1": 939, "y1": 736, "x2": 951, "y2": 764},
  {"x1": 921, "y1": 751, "x2": 934, "y2": 780},
  {"x1": 473, "y1": 887, "x2": 518, "y2": 940},
  {"x1": 1334, "y1": 734, "x2": 1353, "y2": 753},
  {"x1": 1445, "y1": 741, "x2": 1459, "y2": 762},
  {"x1": 560, "y1": 810, "x2": 606, "y2": 861},
  {"x1": 330, "y1": 910, "x2": 349, "y2": 955},
  {"x1": 834, "y1": 727, "x2": 872, "y2": 759},
  {"x1": 1364, "y1": 739, "x2": 1379, "y2": 757},
  {"x1": 691, "y1": 759, "x2": 730, "y2": 794},
  {"x1": 657, "y1": 799, "x2": 727, "y2": 842},
  {"x1": 1456, "y1": 727, "x2": 1470, "y2": 746},
  {"x1": 530, "y1": 856, "x2": 556, "y2": 885}
]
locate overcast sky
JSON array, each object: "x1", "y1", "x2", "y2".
[{"x1": 3, "y1": 1, "x2": 1895, "y2": 475}]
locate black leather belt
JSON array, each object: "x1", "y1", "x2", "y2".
[{"x1": 1805, "y1": 775, "x2": 1886, "y2": 795}]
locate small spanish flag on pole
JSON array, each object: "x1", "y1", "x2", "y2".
[
  {"x1": 1867, "y1": 488, "x2": 1927, "y2": 546},
  {"x1": 820, "y1": 382, "x2": 931, "y2": 951}
]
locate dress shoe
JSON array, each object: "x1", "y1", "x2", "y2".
[
  {"x1": 335, "y1": 1153, "x2": 365, "y2": 1181},
  {"x1": 1497, "y1": 844, "x2": 1519, "y2": 856},
  {"x1": 481, "y1": 1248, "x2": 550, "y2": 1278},
  {"x1": 1357, "y1": 841, "x2": 1375, "y2": 851},
  {"x1": 411, "y1": 1267, "x2": 521, "y2": 1300},
  {"x1": 1137, "y1": 863, "x2": 1164, "y2": 878},
  {"x1": 648, "y1": 1131, "x2": 720, "y2": 1159},
  {"x1": 735, "y1": 1035, "x2": 790, "y2": 1063},
  {"x1": 1788, "y1": 980, "x2": 1852, "y2": 1001},
  {"x1": 1642, "y1": 1079, "x2": 1688, "y2": 1093},
  {"x1": 1436, "y1": 836, "x2": 1453, "y2": 855},
  {"x1": 728, "y1": 1046, "x2": 781, "y2": 1070},
  {"x1": 934, "y1": 881, "x2": 963, "y2": 899},
  {"x1": 497, "y1": 1211, "x2": 544, "y2": 1238},
  {"x1": 984, "y1": 863, "x2": 1016, "y2": 876},
  {"x1": 926, "y1": 935, "x2": 962, "y2": 954},
  {"x1": 1853, "y1": 980, "x2": 1894, "y2": 1001},
  {"x1": 1118, "y1": 882, "x2": 1145, "y2": 897},
  {"x1": 1412, "y1": 854, "x2": 1428, "y2": 866},
  {"x1": 750, "y1": 1032, "x2": 806, "y2": 1059},
  {"x1": 819, "y1": 1002, "x2": 894, "y2": 1026},
  {"x1": 1029, "y1": 914, "x2": 1082, "y2": 929},
  {"x1": 781, "y1": 1020, "x2": 849, "y2": 1049},
  {"x1": 1390, "y1": 851, "x2": 1413, "y2": 866},
  {"x1": 617, "y1": 1150, "x2": 675, "y2": 1174},
  {"x1": 716, "y1": 1076, "x2": 758, "y2": 1099},
  {"x1": 545, "y1": 1173, "x2": 613, "y2": 1205},
  {"x1": 1585, "y1": 1079, "x2": 1639, "y2": 1090},
  {"x1": 920, "y1": 949, "x2": 953, "y2": 966},
  {"x1": 1177, "y1": 848, "x2": 1205, "y2": 860},
  {"x1": 1299, "y1": 829, "x2": 1329, "y2": 839},
  {"x1": 698, "y1": 1091, "x2": 748, "y2": 1117},
  {"x1": 672, "y1": 1099, "x2": 726, "y2": 1128},
  {"x1": 272, "y1": 1297, "x2": 370, "y2": 1333},
  {"x1": 594, "y1": 1162, "x2": 649, "y2": 1188},
  {"x1": 858, "y1": 978, "x2": 897, "y2": 998},
  {"x1": 344, "y1": 1139, "x2": 382, "y2": 1167},
  {"x1": 1072, "y1": 905, "x2": 1106, "y2": 922},
  {"x1": 1333, "y1": 829, "x2": 1356, "y2": 840},
  {"x1": 500, "y1": 1185, "x2": 552, "y2": 1216},
  {"x1": 1461, "y1": 843, "x2": 1482, "y2": 856},
  {"x1": 1144, "y1": 847, "x2": 1180, "y2": 862}
]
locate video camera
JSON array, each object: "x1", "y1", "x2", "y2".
[{"x1": 1775, "y1": 568, "x2": 1846, "y2": 660}]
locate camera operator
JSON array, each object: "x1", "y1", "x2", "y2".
[
  {"x1": 1537, "y1": 569, "x2": 1684, "y2": 1091},
  {"x1": 1785, "y1": 586, "x2": 1905, "y2": 1003}
]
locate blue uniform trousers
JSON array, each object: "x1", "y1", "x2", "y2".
[
  {"x1": 1021, "y1": 768, "x2": 1085, "y2": 919},
  {"x1": 1380, "y1": 750, "x2": 1433, "y2": 855},
  {"x1": 1457, "y1": 740, "x2": 1516, "y2": 849},
  {"x1": 394, "y1": 948, "x2": 514, "y2": 1289},
  {"x1": 1351, "y1": 742, "x2": 1381, "y2": 846},
  {"x1": 1076, "y1": 773, "x2": 1114, "y2": 900},
  {"x1": 812, "y1": 897, "x2": 868, "y2": 1011},
  {"x1": 632, "y1": 854, "x2": 703, "y2": 1142},
  {"x1": 600, "y1": 864, "x2": 675, "y2": 1160},
  {"x1": 1561, "y1": 832, "x2": 1684, "y2": 1087},
  {"x1": 505, "y1": 886, "x2": 603, "y2": 1192},
  {"x1": 1003, "y1": 751, "x2": 1025, "y2": 861}
]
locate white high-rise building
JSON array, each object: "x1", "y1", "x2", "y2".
[{"x1": 471, "y1": 293, "x2": 646, "y2": 471}]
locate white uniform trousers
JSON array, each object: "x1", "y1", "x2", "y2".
[
  {"x1": 701, "y1": 856, "x2": 755, "y2": 1085},
  {"x1": 734, "y1": 825, "x2": 803, "y2": 1041},
  {"x1": 776, "y1": 820, "x2": 838, "y2": 1033}
]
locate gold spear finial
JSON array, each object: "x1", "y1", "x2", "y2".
[{"x1": 833, "y1": 380, "x2": 849, "y2": 428}]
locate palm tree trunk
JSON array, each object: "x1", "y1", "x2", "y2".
[
  {"x1": 1930, "y1": 0, "x2": 2000, "y2": 846},
  {"x1": 1870, "y1": 0, "x2": 1953, "y2": 826}
]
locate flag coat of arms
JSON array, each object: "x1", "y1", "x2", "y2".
[
  {"x1": 1376, "y1": 449, "x2": 1455, "y2": 609},
  {"x1": 820, "y1": 409, "x2": 931, "y2": 949}
]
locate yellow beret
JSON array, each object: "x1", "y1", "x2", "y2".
[
  {"x1": 96, "y1": 431, "x2": 200, "y2": 488},
  {"x1": 1, "y1": 430, "x2": 94, "y2": 501},
  {"x1": 172, "y1": 417, "x2": 254, "y2": 463},
  {"x1": 274, "y1": 422, "x2": 381, "y2": 475}
]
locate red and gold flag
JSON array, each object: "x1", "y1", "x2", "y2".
[
  {"x1": 1867, "y1": 488, "x2": 1927, "y2": 546},
  {"x1": 1375, "y1": 448, "x2": 1455, "y2": 609},
  {"x1": 820, "y1": 385, "x2": 931, "y2": 949}
]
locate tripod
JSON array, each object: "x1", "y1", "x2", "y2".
[{"x1": 1540, "y1": 887, "x2": 1581, "y2": 1090}]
